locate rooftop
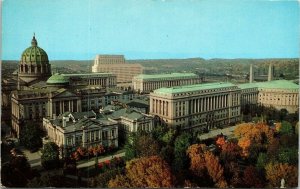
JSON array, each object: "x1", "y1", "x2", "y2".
[
  {"x1": 134, "y1": 72, "x2": 198, "y2": 80},
  {"x1": 238, "y1": 80, "x2": 299, "y2": 90},
  {"x1": 153, "y1": 82, "x2": 237, "y2": 95}
]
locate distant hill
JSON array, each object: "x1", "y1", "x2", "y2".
[{"x1": 2, "y1": 58, "x2": 299, "y2": 79}]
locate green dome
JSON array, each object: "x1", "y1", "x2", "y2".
[
  {"x1": 20, "y1": 36, "x2": 49, "y2": 64},
  {"x1": 47, "y1": 73, "x2": 69, "y2": 84}
]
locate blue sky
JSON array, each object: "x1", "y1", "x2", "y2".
[{"x1": 2, "y1": 0, "x2": 299, "y2": 60}]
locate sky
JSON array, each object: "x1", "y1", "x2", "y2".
[{"x1": 2, "y1": 0, "x2": 299, "y2": 60}]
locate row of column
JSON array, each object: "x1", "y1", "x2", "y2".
[
  {"x1": 242, "y1": 93, "x2": 257, "y2": 105},
  {"x1": 55, "y1": 99, "x2": 78, "y2": 115},
  {"x1": 19, "y1": 63, "x2": 50, "y2": 74},
  {"x1": 152, "y1": 99, "x2": 169, "y2": 116},
  {"x1": 89, "y1": 78, "x2": 107, "y2": 86},
  {"x1": 143, "y1": 78, "x2": 201, "y2": 92},
  {"x1": 190, "y1": 94, "x2": 229, "y2": 114},
  {"x1": 82, "y1": 129, "x2": 116, "y2": 147}
]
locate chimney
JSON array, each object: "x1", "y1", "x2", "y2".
[
  {"x1": 249, "y1": 64, "x2": 253, "y2": 83},
  {"x1": 62, "y1": 117, "x2": 68, "y2": 127},
  {"x1": 268, "y1": 63, "x2": 273, "y2": 81}
]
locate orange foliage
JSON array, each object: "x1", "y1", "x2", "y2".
[
  {"x1": 234, "y1": 123, "x2": 274, "y2": 144},
  {"x1": 108, "y1": 175, "x2": 131, "y2": 188},
  {"x1": 237, "y1": 137, "x2": 251, "y2": 157},
  {"x1": 265, "y1": 162, "x2": 298, "y2": 187},
  {"x1": 186, "y1": 144, "x2": 207, "y2": 178},
  {"x1": 234, "y1": 122, "x2": 275, "y2": 157},
  {"x1": 242, "y1": 166, "x2": 264, "y2": 187},
  {"x1": 275, "y1": 123, "x2": 281, "y2": 132},
  {"x1": 109, "y1": 156, "x2": 173, "y2": 188},
  {"x1": 220, "y1": 142, "x2": 241, "y2": 161},
  {"x1": 216, "y1": 136, "x2": 226, "y2": 148},
  {"x1": 204, "y1": 152, "x2": 228, "y2": 188}
]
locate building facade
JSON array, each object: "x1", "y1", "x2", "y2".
[
  {"x1": 149, "y1": 82, "x2": 241, "y2": 131},
  {"x1": 132, "y1": 73, "x2": 203, "y2": 93},
  {"x1": 92, "y1": 55, "x2": 143, "y2": 84},
  {"x1": 46, "y1": 73, "x2": 117, "y2": 88},
  {"x1": 43, "y1": 111, "x2": 118, "y2": 156},
  {"x1": 239, "y1": 80, "x2": 299, "y2": 113}
]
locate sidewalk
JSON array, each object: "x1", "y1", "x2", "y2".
[
  {"x1": 77, "y1": 152, "x2": 125, "y2": 169},
  {"x1": 198, "y1": 125, "x2": 238, "y2": 140}
]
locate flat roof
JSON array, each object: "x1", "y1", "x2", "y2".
[
  {"x1": 153, "y1": 82, "x2": 236, "y2": 95},
  {"x1": 134, "y1": 73, "x2": 197, "y2": 80},
  {"x1": 238, "y1": 80, "x2": 299, "y2": 90}
]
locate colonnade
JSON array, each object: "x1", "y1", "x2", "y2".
[
  {"x1": 152, "y1": 99, "x2": 169, "y2": 116},
  {"x1": 141, "y1": 78, "x2": 201, "y2": 92},
  {"x1": 19, "y1": 63, "x2": 50, "y2": 75}
]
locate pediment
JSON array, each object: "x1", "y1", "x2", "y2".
[{"x1": 52, "y1": 90, "x2": 77, "y2": 98}]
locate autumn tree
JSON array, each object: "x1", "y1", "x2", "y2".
[
  {"x1": 108, "y1": 156, "x2": 173, "y2": 188},
  {"x1": 136, "y1": 135, "x2": 160, "y2": 157},
  {"x1": 234, "y1": 122, "x2": 274, "y2": 157},
  {"x1": 186, "y1": 144, "x2": 207, "y2": 178},
  {"x1": 204, "y1": 152, "x2": 228, "y2": 188},
  {"x1": 215, "y1": 136, "x2": 226, "y2": 148},
  {"x1": 265, "y1": 162, "x2": 298, "y2": 187},
  {"x1": 220, "y1": 142, "x2": 242, "y2": 162},
  {"x1": 242, "y1": 166, "x2": 264, "y2": 188},
  {"x1": 187, "y1": 144, "x2": 227, "y2": 188}
]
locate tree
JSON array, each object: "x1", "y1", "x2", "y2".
[
  {"x1": 215, "y1": 136, "x2": 226, "y2": 148},
  {"x1": 108, "y1": 156, "x2": 173, "y2": 188},
  {"x1": 136, "y1": 135, "x2": 160, "y2": 157},
  {"x1": 242, "y1": 166, "x2": 264, "y2": 188},
  {"x1": 89, "y1": 168, "x2": 124, "y2": 187},
  {"x1": 204, "y1": 152, "x2": 228, "y2": 188},
  {"x1": 220, "y1": 142, "x2": 242, "y2": 162},
  {"x1": 41, "y1": 142, "x2": 60, "y2": 170},
  {"x1": 20, "y1": 123, "x2": 43, "y2": 151},
  {"x1": 237, "y1": 137, "x2": 251, "y2": 157},
  {"x1": 265, "y1": 162, "x2": 298, "y2": 187},
  {"x1": 278, "y1": 147, "x2": 298, "y2": 164},
  {"x1": 256, "y1": 152, "x2": 268, "y2": 170},
  {"x1": 1, "y1": 155, "x2": 32, "y2": 187},
  {"x1": 186, "y1": 144, "x2": 207, "y2": 178},
  {"x1": 173, "y1": 132, "x2": 193, "y2": 172},
  {"x1": 279, "y1": 121, "x2": 293, "y2": 135}
]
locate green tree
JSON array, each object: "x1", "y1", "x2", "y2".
[
  {"x1": 279, "y1": 121, "x2": 293, "y2": 135},
  {"x1": 136, "y1": 135, "x2": 160, "y2": 157},
  {"x1": 1, "y1": 155, "x2": 32, "y2": 187},
  {"x1": 173, "y1": 132, "x2": 193, "y2": 173},
  {"x1": 256, "y1": 152, "x2": 268, "y2": 170},
  {"x1": 20, "y1": 123, "x2": 43, "y2": 151},
  {"x1": 278, "y1": 147, "x2": 298, "y2": 164},
  {"x1": 41, "y1": 142, "x2": 60, "y2": 170}
]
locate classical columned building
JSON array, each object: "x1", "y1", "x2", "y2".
[
  {"x1": 149, "y1": 82, "x2": 241, "y2": 131},
  {"x1": 92, "y1": 55, "x2": 143, "y2": 84},
  {"x1": 43, "y1": 112, "x2": 118, "y2": 157},
  {"x1": 132, "y1": 73, "x2": 203, "y2": 93},
  {"x1": 239, "y1": 80, "x2": 299, "y2": 113},
  {"x1": 18, "y1": 35, "x2": 51, "y2": 86}
]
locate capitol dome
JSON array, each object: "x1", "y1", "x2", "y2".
[
  {"x1": 46, "y1": 73, "x2": 69, "y2": 87},
  {"x1": 18, "y1": 35, "x2": 51, "y2": 84}
]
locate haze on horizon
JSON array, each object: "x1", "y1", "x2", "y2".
[{"x1": 2, "y1": 0, "x2": 299, "y2": 60}]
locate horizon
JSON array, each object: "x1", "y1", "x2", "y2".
[
  {"x1": 2, "y1": 56, "x2": 299, "y2": 62},
  {"x1": 2, "y1": 0, "x2": 299, "y2": 60}
]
